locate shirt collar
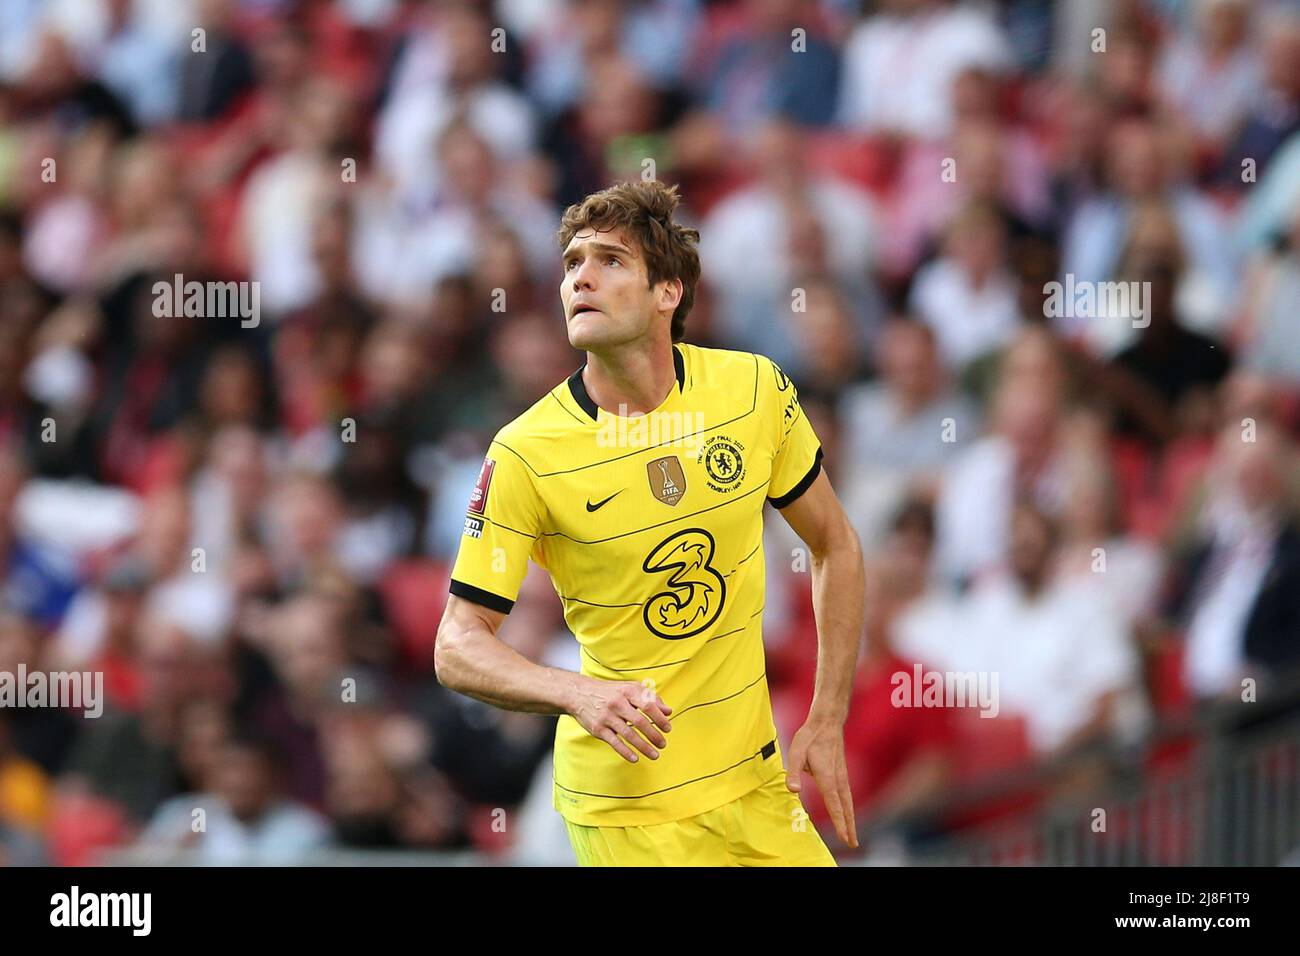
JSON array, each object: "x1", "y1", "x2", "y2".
[{"x1": 566, "y1": 344, "x2": 685, "y2": 423}]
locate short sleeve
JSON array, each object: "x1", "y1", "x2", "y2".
[
  {"x1": 448, "y1": 439, "x2": 544, "y2": 614},
  {"x1": 763, "y1": 357, "x2": 824, "y2": 509}
]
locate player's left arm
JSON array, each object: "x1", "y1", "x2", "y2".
[{"x1": 775, "y1": 469, "x2": 864, "y2": 849}]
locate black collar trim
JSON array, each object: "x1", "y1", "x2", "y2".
[{"x1": 567, "y1": 345, "x2": 686, "y2": 423}]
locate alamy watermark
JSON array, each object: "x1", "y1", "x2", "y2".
[
  {"x1": 596, "y1": 408, "x2": 707, "y2": 450},
  {"x1": 50, "y1": 886, "x2": 151, "y2": 936},
  {"x1": 152, "y1": 273, "x2": 260, "y2": 328},
  {"x1": 891, "y1": 664, "x2": 999, "y2": 718},
  {"x1": 1043, "y1": 276, "x2": 1151, "y2": 328},
  {"x1": 0, "y1": 665, "x2": 103, "y2": 718}
]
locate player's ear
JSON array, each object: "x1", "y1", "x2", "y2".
[{"x1": 658, "y1": 276, "x2": 683, "y2": 313}]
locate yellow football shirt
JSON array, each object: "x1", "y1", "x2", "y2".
[{"x1": 448, "y1": 343, "x2": 824, "y2": 826}]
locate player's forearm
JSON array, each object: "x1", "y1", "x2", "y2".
[
  {"x1": 435, "y1": 624, "x2": 579, "y2": 716},
  {"x1": 806, "y1": 525, "x2": 865, "y2": 724}
]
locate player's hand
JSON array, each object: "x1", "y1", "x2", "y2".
[
  {"x1": 786, "y1": 715, "x2": 858, "y2": 849},
  {"x1": 568, "y1": 677, "x2": 673, "y2": 763}
]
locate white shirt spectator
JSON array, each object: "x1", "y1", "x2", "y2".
[
  {"x1": 934, "y1": 435, "x2": 1068, "y2": 586},
  {"x1": 239, "y1": 151, "x2": 333, "y2": 317},
  {"x1": 139, "y1": 794, "x2": 331, "y2": 865},
  {"x1": 701, "y1": 177, "x2": 879, "y2": 368},
  {"x1": 1183, "y1": 505, "x2": 1279, "y2": 698},
  {"x1": 374, "y1": 82, "x2": 536, "y2": 205},
  {"x1": 54, "y1": 572, "x2": 234, "y2": 667},
  {"x1": 703, "y1": 178, "x2": 878, "y2": 295},
  {"x1": 960, "y1": 571, "x2": 1141, "y2": 754},
  {"x1": 1156, "y1": 34, "x2": 1262, "y2": 144},
  {"x1": 892, "y1": 588, "x2": 968, "y2": 671},
  {"x1": 1058, "y1": 536, "x2": 1164, "y2": 630},
  {"x1": 838, "y1": 4, "x2": 1012, "y2": 140},
  {"x1": 353, "y1": 186, "x2": 558, "y2": 309},
  {"x1": 908, "y1": 257, "x2": 1021, "y2": 370}
]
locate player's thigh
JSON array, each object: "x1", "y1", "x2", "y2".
[
  {"x1": 727, "y1": 774, "x2": 838, "y2": 867},
  {"x1": 564, "y1": 811, "x2": 732, "y2": 867}
]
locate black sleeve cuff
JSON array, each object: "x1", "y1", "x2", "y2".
[
  {"x1": 449, "y1": 579, "x2": 515, "y2": 615},
  {"x1": 768, "y1": 446, "x2": 823, "y2": 509}
]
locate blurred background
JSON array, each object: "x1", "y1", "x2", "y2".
[{"x1": 1, "y1": 0, "x2": 1300, "y2": 866}]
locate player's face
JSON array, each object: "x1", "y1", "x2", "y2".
[{"x1": 560, "y1": 227, "x2": 661, "y2": 350}]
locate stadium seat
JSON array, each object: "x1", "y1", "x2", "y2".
[
  {"x1": 943, "y1": 711, "x2": 1042, "y2": 832},
  {"x1": 46, "y1": 792, "x2": 132, "y2": 867},
  {"x1": 379, "y1": 560, "x2": 450, "y2": 671}
]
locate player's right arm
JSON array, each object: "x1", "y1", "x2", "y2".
[
  {"x1": 435, "y1": 595, "x2": 673, "y2": 762},
  {"x1": 437, "y1": 443, "x2": 671, "y2": 762}
]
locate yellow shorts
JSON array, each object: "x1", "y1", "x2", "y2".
[{"x1": 563, "y1": 773, "x2": 838, "y2": 867}]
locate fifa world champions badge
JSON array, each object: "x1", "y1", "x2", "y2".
[{"x1": 647, "y1": 455, "x2": 687, "y2": 506}]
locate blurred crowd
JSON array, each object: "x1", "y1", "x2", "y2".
[{"x1": 2, "y1": 0, "x2": 1300, "y2": 865}]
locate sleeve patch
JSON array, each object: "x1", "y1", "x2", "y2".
[{"x1": 468, "y1": 458, "x2": 495, "y2": 514}]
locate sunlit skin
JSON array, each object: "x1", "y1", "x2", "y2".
[{"x1": 559, "y1": 226, "x2": 682, "y2": 416}]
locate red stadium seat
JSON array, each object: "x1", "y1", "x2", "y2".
[
  {"x1": 466, "y1": 803, "x2": 515, "y2": 857},
  {"x1": 379, "y1": 559, "x2": 450, "y2": 671},
  {"x1": 1142, "y1": 635, "x2": 1197, "y2": 779},
  {"x1": 1152, "y1": 436, "x2": 1216, "y2": 537},
  {"x1": 1146, "y1": 635, "x2": 1192, "y2": 721},
  {"x1": 943, "y1": 710, "x2": 1042, "y2": 831},
  {"x1": 803, "y1": 132, "x2": 901, "y2": 196},
  {"x1": 1108, "y1": 436, "x2": 1156, "y2": 536},
  {"x1": 46, "y1": 793, "x2": 132, "y2": 867}
]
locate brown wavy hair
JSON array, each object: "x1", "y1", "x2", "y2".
[{"x1": 557, "y1": 180, "x2": 701, "y2": 343}]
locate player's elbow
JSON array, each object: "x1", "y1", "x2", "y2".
[
  {"x1": 811, "y1": 509, "x2": 862, "y2": 567},
  {"x1": 434, "y1": 618, "x2": 471, "y2": 691}
]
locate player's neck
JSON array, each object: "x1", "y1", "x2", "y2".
[{"x1": 582, "y1": 340, "x2": 677, "y2": 416}]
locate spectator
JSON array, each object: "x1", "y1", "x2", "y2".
[
  {"x1": 1233, "y1": 195, "x2": 1300, "y2": 387},
  {"x1": 1155, "y1": 0, "x2": 1260, "y2": 154},
  {"x1": 838, "y1": 318, "x2": 980, "y2": 548},
  {"x1": 60, "y1": 611, "x2": 204, "y2": 823},
  {"x1": 909, "y1": 198, "x2": 1024, "y2": 374},
  {"x1": 934, "y1": 328, "x2": 1071, "y2": 586},
  {"x1": 1059, "y1": 118, "x2": 1236, "y2": 341},
  {"x1": 697, "y1": 0, "x2": 841, "y2": 131},
  {"x1": 375, "y1": 2, "x2": 535, "y2": 205},
  {"x1": 0, "y1": 710, "x2": 52, "y2": 833},
  {"x1": 1053, "y1": 408, "x2": 1164, "y2": 631},
  {"x1": 838, "y1": 0, "x2": 1012, "y2": 140},
  {"x1": 950, "y1": 501, "x2": 1143, "y2": 757},
  {"x1": 138, "y1": 734, "x2": 330, "y2": 864},
  {"x1": 1102, "y1": 204, "x2": 1231, "y2": 446},
  {"x1": 526, "y1": 0, "x2": 699, "y2": 119},
  {"x1": 1166, "y1": 422, "x2": 1300, "y2": 701},
  {"x1": 701, "y1": 118, "x2": 880, "y2": 374},
  {"x1": 174, "y1": 0, "x2": 254, "y2": 123},
  {"x1": 1217, "y1": 7, "x2": 1300, "y2": 186},
  {"x1": 85, "y1": 0, "x2": 182, "y2": 126}
]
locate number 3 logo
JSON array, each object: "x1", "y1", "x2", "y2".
[{"x1": 642, "y1": 528, "x2": 726, "y2": 639}]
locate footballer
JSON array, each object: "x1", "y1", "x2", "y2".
[{"x1": 435, "y1": 179, "x2": 865, "y2": 866}]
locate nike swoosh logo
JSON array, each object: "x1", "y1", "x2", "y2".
[{"x1": 586, "y1": 490, "x2": 623, "y2": 512}]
